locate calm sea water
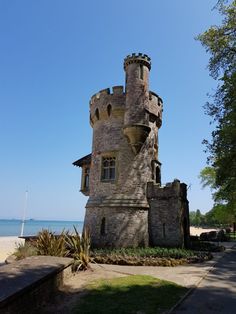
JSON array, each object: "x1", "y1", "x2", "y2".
[{"x1": 0, "y1": 219, "x2": 84, "y2": 237}]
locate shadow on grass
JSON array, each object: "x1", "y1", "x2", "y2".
[{"x1": 72, "y1": 275, "x2": 188, "y2": 314}]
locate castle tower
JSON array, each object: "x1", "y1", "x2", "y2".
[
  {"x1": 73, "y1": 53, "x2": 163, "y2": 248},
  {"x1": 123, "y1": 53, "x2": 152, "y2": 154}
]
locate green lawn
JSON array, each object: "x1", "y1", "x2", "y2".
[{"x1": 73, "y1": 275, "x2": 188, "y2": 314}]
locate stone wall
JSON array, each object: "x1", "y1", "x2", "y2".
[
  {"x1": 147, "y1": 179, "x2": 190, "y2": 248},
  {"x1": 84, "y1": 206, "x2": 149, "y2": 248},
  {"x1": 0, "y1": 256, "x2": 72, "y2": 314}
]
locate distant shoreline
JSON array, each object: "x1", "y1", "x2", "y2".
[{"x1": 0, "y1": 220, "x2": 84, "y2": 237}]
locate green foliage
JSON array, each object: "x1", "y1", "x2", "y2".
[
  {"x1": 211, "y1": 203, "x2": 235, "y2": 224},
  {"x1": 64, "y1": 226, "x2": 91, "y2": 271},
  {"x1": 35, "y1": 229, "x2": 66, "y2": 257},
  {"x1": 199, "y1": 167, "x2": 216, "y2": 190},
  {"x1": 91, "y1": 247, "x2": 211, "y2": 266},
  {"x1": 190, "y1": 241, "x2": 225, "y2": 252},
  {"x1": 189, "y1": 209, "x2": 205, "y2": 226},
  {"x1": 93, "y1": 247, "x2": 195, "y2": 259},
  {"x1": 13, "y1": 242, "x2": 37, "y2": 260},
  {"x1": 190, "y1": 207, "x2": 233, "y2": 227},
  {"x1": 197, "y1": 0, "x2": 236, "y2": 219},
  {"x1": 11, "y1": 228, "x2": 92, "y2": 270},
  {"x1": 73, "y1": 275, "x2": 188, "y2": 314}
]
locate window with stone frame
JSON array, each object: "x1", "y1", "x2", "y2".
[{"x1": 101, "y1": 156, "x2": 116, "y2": 181}]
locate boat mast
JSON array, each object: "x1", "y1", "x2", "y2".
[{"x1": 20, "y1": 190, "x2": 28, "y2": 236}]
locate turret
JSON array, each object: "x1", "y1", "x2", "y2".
[{"x1": 123, "y1": 53, "x2": 152, "y2": 154}]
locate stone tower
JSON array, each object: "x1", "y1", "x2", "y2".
[{"x1": 73, "y1": 53, "x2": 190, "y2": 248}]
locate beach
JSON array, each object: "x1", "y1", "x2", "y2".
[
  {"x1": 0, "y1": 236, "x2": 24, "y2": 264},
  {"x1": 189, "y1": 226, "x2": 218, "y2": 236}
]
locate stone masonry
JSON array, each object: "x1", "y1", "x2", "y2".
[
  {"x1": 73, "y1": 53, "x2": 190, "y2": 248},
  {"x1": 147, "y1": 180, "x2": 190, "y2": 247}
]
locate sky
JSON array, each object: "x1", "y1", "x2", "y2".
[{"x1": 0, "y1": 0, "x2": 222, "y2": 221}]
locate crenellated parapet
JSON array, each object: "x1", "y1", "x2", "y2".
[
  {"x1": 124, "y1": 53, "x2": 151, "y2": 70},
  {"x1": 89, "y1": 86, "x2": 125, "y2": 127},
  {"x1": 147, "y1": 179, "x2": 187, "y2": 200}
]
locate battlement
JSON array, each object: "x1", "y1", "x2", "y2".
[
  {"x1": 89, "y1": 86, "x2": 125, "y2": 126},
  {"x1": 149, "y1": 91, "x2": 163, "y2": 107},
  {"x1": 147, "y1": 179, "x2": 187, "y2": 200},
  {"x1": 90, "y1": 86, "x2": 124, "y2": 106},
  {"x1": 124, "y1": 53, "x2": 151, "y2": 70}
]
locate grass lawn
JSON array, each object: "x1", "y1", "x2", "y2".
[{"x1": 73, "y1": 275, "x2": 188, "y2": 314}]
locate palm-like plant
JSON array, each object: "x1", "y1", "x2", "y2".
[
  {"x1": 35, "y1": 229, "x2": 66, "y2": 257},
  {"x1": 64, "y1": 226, "x2": 91, "y2": 271}
]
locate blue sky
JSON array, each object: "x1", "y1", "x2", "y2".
[{"x1": 0, "y1": 0, "x2": 221, "y2": 220}]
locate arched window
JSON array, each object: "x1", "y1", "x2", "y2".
[
  {"x1": 95, "y1": 108, "x2": 100, "y2": 120},
  {"x1": 101, "y1": 217, "x2": 106, "y2": 236},
  {"x1": 107, "y1": 104, "x2": 112, "y2": 117}
]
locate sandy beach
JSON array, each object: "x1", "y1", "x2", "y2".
[
  {"x1": 0, "y1": 227, "x2": 217, "y2": 265},
  {"x1": 189, "y1": 226, "x2": 218, "y2": 236},
  {"x1": 0, "y1": 236, "x2": 24, "y2": 264}
]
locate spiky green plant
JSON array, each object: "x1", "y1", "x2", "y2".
[
  {"x1": 64, "y1": 226, "x2": 91, "y2": 271},
  {"x1": 35, "y1": 229, "x2": 66, "y2": 257}
]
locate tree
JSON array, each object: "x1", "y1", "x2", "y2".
[
  {"x1": 189, "y1": 211, "x2": 197, "y2": 226},
  {"x1": 199, "y1": 167, "x2": 216, "y2": 190},
  {"x1": 197, "y1": 0, "x2": 236, "y2": 220}
]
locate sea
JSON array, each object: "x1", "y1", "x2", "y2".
[{"x1": 0, "y1": 219, "x2": 84, "y2": 237}]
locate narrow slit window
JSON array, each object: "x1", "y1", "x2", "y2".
[
  {"x1": 101, "y1": 156, "x2": 116, "y2": 181},
  {"x1": 156, "y1": 166, "x2": 161, "y2": 184},
  {"x1": 140, "y1": 64, "x2": 144, "y2": 80},
  {"x1": 162, "y1": 223, "x2": 166, "y2": 238},
  {"x1": 95, "y1": 108, "x2": 100, "y2": 120},
  {"x1": 101, "y1": 217, "x2": 106, "y2": 235},
  {"x1": 107, "y1": 104, "x2": 112, "y2": 117}
]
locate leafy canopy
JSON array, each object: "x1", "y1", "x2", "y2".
[{"x1": 197, "y1": 0, "x2": 236, "y2": 219}]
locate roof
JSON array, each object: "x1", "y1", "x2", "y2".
[{"x1": 73, "y1": 153, "x2": 91, "y2": 167}]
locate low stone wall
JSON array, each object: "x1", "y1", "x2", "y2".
[{"x1": 0, "y1": 256, "x2": 73, "y2": 314}]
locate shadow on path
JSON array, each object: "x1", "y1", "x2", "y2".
[{"x1": 173, "y1": 246, "x2": 236, "y2": 314}]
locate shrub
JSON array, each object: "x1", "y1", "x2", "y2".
[
  {"x1": 93, "y1": 247, "x2": 196, "y2": 259},
  {"x1": 35, "y1": 229, "x2": 66, "y2": 257},
  {"x1": 190, "y1": 241, "x2": 225, "y2": 252},
  {"x1": 13, "y1": 242, "x2": 37, "y2": 260},
  {"x1": 64, "y1": 226, "x2": 91, "y2": 271},
  {"x1": 91, "y1": 246, "x2": 212, "y2": 266}
]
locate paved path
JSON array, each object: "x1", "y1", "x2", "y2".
[{"x1": 173, "y1": 245, "x2": 236, "y2": 314}]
